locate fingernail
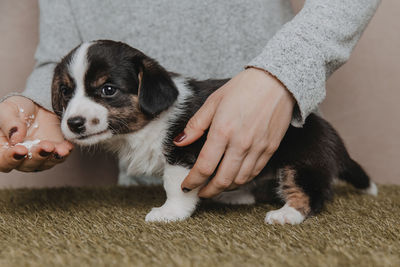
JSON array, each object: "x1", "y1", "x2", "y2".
[
  {"x1": 39, "y1": 150, "x2": 51, "y2": 157},
  {"x1": 174, "y1": 132, "x2": 186, "y2": 143},
  {"x1": 9, "y1": 127, "x2": 18, "y2": 139},
  {"x1": 54, "y1": 153, "x2": 64, "y2": 160},
  {"x1": 13, "y1": 154, "x2": 25, "y2": 160},
  {"x1": 182, "y1": 187, "x2": 192, "y2": 193}
]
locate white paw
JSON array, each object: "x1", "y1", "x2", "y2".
[
  {"x1": 265, "y1": 204, "x2": 305, "y2": 225},
  {"x1": 145, "y1": 205, "x2": 191, "y2": 222},
  {"x1": 214, "y1": 190, "x2": 256, "y2": 205},
  {"x1": 362, "y1": 182, "x2": 378, "y2": 196}
]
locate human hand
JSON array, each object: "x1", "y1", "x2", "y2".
[
  {"x1": 175, "y1": 68, "x2": 295, "y2": 198},
  {"x1": 0, "y1": 96, "x2": 73, "y2": 172}
]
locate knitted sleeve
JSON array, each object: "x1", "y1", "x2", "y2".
[{"x1": 246, "y1": 0, "x2": 380, "y2": 127}]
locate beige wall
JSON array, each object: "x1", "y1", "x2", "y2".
[
  {"x1": 0, "y1": 0, "x2": 398, "y2": 187},
  {"x1": 323, "y1": 4, "x2": 400, "y2": 185}
]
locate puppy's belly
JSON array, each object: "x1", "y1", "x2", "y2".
[{"x1": 213, "y1": 166, "x2": 277, "y2": 205}]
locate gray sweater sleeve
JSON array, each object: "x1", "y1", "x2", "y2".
[
  {"x1": 247, "y1": 0, "x2": 380, "y2": 127},
  {"x1": 21, "y1": 0, "x2": 81, "y2": 111}
]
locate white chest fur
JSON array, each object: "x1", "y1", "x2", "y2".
[
  {"x1": 106, "y1": 77, "x2": 190, "y2": 178},
  {"x1": 109, "y1": 113, "x2": 169, "y2": 178}
]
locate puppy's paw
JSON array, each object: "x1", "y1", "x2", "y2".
[
  {"x1": 145, "y1": 205, "x2": 191, "y2": 223},
  {"x1": 362, "y1": 182, "x2": 378, "y2": 196},
  {"x1": 265, "y1": 204, "x2": 305, "y2": 225}
]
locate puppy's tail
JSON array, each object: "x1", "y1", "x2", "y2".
[{"x1": 338, "y1": 159, "x2": 378, "y2": 196}]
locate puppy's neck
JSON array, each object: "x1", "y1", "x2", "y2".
[{"x1": 106, "y1": 76, "x2": 191, "y2": 177}]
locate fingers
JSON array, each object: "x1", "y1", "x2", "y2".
[
  {"x1": 0, "y1": 145, "x2": 28, "y2": 173},
  {"x1": 40, "y1": 140, "x2": 73, "y2": 170},
  {"x1": 0, "y1": 131, "x2": 27, "y2": 172},
  {"x1": 180, "y1": 134, "x2": 227, "y2": 192},
  {"x1": 198, "y1": 146, "x2": 245, "y2": 198},
  {"x1": 54, "y1": 140, "x2": 74, "y2": 156},
  {"x1": 233, "y1": 151, "x2": 261, "y2": 185},
  {"x1": 174, "y1": 93, "x2": 222, "y2": 146},
  {"x1": 0, "y1": 102, "x2": 27, "y2": 145},
  {"x1": 252, "y1": 152, "x2": 272, "y2": 178},
  {"x1": 15, "y1": 141, "x2": 55, "y2": 172},
  {"x1": 192, "y1": 139, "x2": 275, "y2": 198},
  {"x1": 19, "y1": 140, "x2": 73, "y2": 171},
  {"x1": 0, "y1": 138, "x2": 73, "y2": 173},
  {"x1": 0, "y1": 98, "x2": 73, "y2": 173}
]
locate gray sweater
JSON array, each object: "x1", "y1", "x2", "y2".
[
  {"x1": 1, "y1": 0, "x2": 380, "y2": 183},
  {"x1": 7, "y1": 0, "x2": 379, "y2": 127}
]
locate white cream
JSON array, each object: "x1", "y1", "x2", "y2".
[{"x1": 15, "y1": 139, "x2": 41, "y2": 159}]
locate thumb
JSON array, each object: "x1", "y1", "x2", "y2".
[
  {"x1": 0, "y1": 103, "x2": 28, "y2": 145},
  {"x1": 174, "y1": 93, "x2": 221, "y2": 146}
]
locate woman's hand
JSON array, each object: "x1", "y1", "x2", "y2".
[
  {"x1": 174, "y1": 68, "x2": 295, "y2": 198},
  {"x1": 0, "y1": 96, "x2": 73, "y2": 173}
]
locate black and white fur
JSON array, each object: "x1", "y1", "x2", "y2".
[{"x1": 51, "y1": 40, "x2": 377, "y2": 224}]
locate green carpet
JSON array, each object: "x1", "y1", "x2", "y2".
[{"x1": 0, "y1": 185, "x2": 399, "y2": 267}]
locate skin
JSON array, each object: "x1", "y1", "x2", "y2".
[
  {"x1": 176, "y1": 68, "x2": 295, "y2": 198},
  {"x1": 0, "y1": 96, "x2": 73, "y2": 173}
]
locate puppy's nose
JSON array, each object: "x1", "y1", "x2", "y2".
[{"x1": 67, "y1": 116, "x2": 86, "y2": 134}]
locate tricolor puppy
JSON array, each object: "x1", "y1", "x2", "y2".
[{"x1": 51, "y1": 40, "x2": 377, "y2": 224}]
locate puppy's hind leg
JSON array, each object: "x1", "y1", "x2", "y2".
[
  {"x1": 145, "y1": 164, "x2": 200, "y2": 222},
  {"x1": 265, "y1": 167, "x2": 330, "y2": 225}
]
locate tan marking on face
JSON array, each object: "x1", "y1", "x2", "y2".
[
  {"x1": 107, "y1": 95, "x2": 150, "y2": 133},
  {"x1": 90, "y1": 75, "x2": 109, "y2": 88},
  {"x1": 137, "y1": 69, "x2": 143, "y2": 95},
  {"x1": 52, "y1": 69, "x2": 75, "y2": 117},
  {"x1": 53, "y1": 71, "x2": 74, "y2": 89},
  {"x1": 278, "y1": 167, "x2": 311, "y2": 216}
]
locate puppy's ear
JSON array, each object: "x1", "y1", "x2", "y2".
[
  {"x1": 137, "y1": 58, "x2": 178, "y2": 117},
  {"x1": 51, "y1": 65, "x2": 65, "y2": 119}
]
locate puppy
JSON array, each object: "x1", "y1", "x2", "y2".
[{"x1": 51, "y1": 40, "x2": 377, "y2": 224}]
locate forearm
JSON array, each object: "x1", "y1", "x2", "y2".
[
  {"x1": 21, "y1": 62, "x2": 57, "y2": 111},
  {"x1": 247, "y1": 0, "x2": 381, "y2": 127},
  {"x1": 1, "y1": 0, "x2": 82, "y2": 111}
]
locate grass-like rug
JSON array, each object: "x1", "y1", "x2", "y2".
[{"x1": 0, "y1": 185, "x2": 399, "y2": 266}]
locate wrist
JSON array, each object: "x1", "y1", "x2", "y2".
[
  {"x1": 245, "y1": 66, "x2": 296, "y2": 107},
  {"x1": 2, "y1": 95, "x2": 38, "y2": 114}
]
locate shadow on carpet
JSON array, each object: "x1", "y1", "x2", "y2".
[{"x1": 0, "y1": 185, "x2": 399, "y2": 267}]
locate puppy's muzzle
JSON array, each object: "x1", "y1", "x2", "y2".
[{"x1": 67, "y1": 116, "x2": 86, "y2": 134}]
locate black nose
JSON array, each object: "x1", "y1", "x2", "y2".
[{"x1": 67, "y1": 116, "x2": 86, "y2": 134}]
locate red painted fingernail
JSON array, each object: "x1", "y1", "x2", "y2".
[
  {"x1": 54, "y1": 153, "x2": 64, "y2": 160},
  {"x1": 39, "y1": 150, "x2": 51, "y2": 157},
  {"x1": 9, "y1": 127, "x2": 18, "y2": 139},
  {"x1": 174, "y1": 132, "x2": 186, "y2": 143},
  {"x1": 13, "y1": 154, "x2": 25, "y2": 160}
]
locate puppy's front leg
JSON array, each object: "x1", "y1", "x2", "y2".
[{"x1": 145, "y1": 164, "x2": 200, "y2": 222}]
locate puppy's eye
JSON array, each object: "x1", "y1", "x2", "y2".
[
  {"x1": 60, "y1": 85, "x2": 72, "y2": 97},
  {"x1": 101, "y1": 85, "x2": 118, "y2": 97}
]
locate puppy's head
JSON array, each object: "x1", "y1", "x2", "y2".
[{"x1": 51, "y1": 40, "x2": 178, "y2": 145}]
